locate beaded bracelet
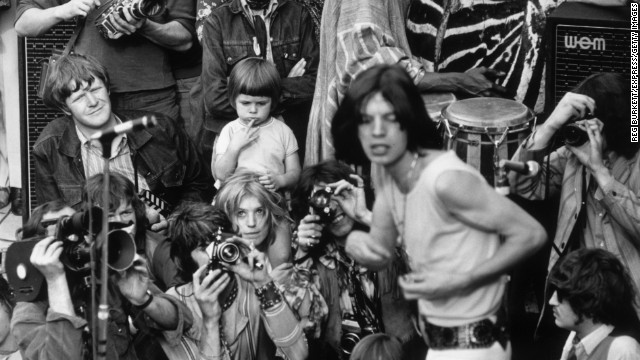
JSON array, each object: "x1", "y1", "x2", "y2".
[{"x1": 255, "y1": 281, "x2": 283, "y2": 310}]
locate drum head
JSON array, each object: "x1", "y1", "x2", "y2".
[{"x1": 442, "y1": 98, "x2": 533, "y2": 130}]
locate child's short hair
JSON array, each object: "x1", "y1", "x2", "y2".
[
  {"x1": 228, "y1": 58, "x2": 281, "y2": 111},
  {"x1": 42, "y1": 53, "x2": 110, "y2": 113}
]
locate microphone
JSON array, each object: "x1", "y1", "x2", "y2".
[
  {"x1": 90, "y1": 115, "x2": 158, "y2": 140},
  {"x1": 498, "y1": 160, "x2": 540, "y2": 176}
]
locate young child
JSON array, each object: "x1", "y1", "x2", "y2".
[
  {"x1": 548, "y1": 248, "x2": 640, "y2": 360},
  {"x1": 214, "y1": 58, "x2": 301, "y2": 192}
]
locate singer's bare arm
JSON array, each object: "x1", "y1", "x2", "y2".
[{"x1": 15, "y1": 0, "x2": 101, "y2": 37}]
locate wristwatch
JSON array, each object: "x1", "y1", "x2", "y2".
[{"x1": 134, "y1": 290, "x2": 154, "y2": 310}]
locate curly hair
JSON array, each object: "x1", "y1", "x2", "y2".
[
  {"x1": 213, "y1": 169, "x2": 290, "y2": 246},
  {"x1": 168, "y1": 202, "x2": 233, "y2": 283},
  {"x1": 548, "y1": 248, "x2": 640, "y2": 340},
  {"x1": 332, "y1": 64, "x2": 441, "y2": 166}
]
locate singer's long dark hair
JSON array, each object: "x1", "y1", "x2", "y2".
[{"x1": 332, "y1": 64, "x2": 442, "y2": 166}]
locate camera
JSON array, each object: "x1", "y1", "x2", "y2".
[
  {"x1": 95, "y1": 0, "x2": 166, "y2": 39},
  {"x1": 558, "y1": 123, "x2": 589, "y2": 147},
  {"x1": 308, "y1": 186, "x2": 336, "y2": 225},
  {"x1": 205, "y1": 229, "x2": 240, "y2": 272},
  {"x1": 340, "y1": 316, "x2": 376, "y2": 359},
  {"x1": 5, "y1": 208, "x2": 137, "y2": 302}
]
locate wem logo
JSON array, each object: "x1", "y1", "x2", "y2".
[{"x1": 564, "y1": 36, "x2": 606, "y2": 51}]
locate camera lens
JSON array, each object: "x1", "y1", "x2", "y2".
[
  {"x1": 560, "y1": 123, "x2": 589, "y2": 147},
  {"x1": 217, "y1": 243, "x2": 240, "y2": 264},
  {"x1": 309, "y1": 188, "x2": 332, "y2": 209},
  {"x1": 340, "y1": 333, "x2": 361, "y2": 356}
]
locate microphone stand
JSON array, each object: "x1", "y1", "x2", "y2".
[
  {"x1": 495, "y1": 165, "x2": 510, "y2": 196},
  {"x1": 95, "y1": 134, "x2": 117, "y2": 360}
]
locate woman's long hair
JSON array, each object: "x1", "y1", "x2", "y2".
[{"x1": 214, "y1": 169, "x2": 290, "y2": 246}]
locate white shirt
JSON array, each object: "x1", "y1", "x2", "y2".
[{"x1": 560, "y1": 325, "x2": 640, "y2": 360}]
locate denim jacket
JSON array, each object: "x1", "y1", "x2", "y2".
[
  {"x1": 199, "y1": 0, "x2": 319, "y2": 132},
  {"x1": 32, "y1": 110, "x2": 215, "y2": 208}
]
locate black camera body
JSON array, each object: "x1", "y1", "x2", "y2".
[
  {"x1": 308, "y1": 186, "x2": 336, "y2": 225},
  {"x1": 5, "y1": 208, "x2": 136, "y2": 302},
  {"x1": 558, "y1": 123, "x2": 589, "y2": 147},
  {"x1": 340, "y1": 316, "x2": 376, "y2": 359},
  {"x1": 95, "y1": 0, "x2": 166, "y2": 39},
  {"x1": 205, "y1": 229, "x2": 240, "y2": 272}
]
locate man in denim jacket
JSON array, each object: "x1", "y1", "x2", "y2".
[
  {"x1": 195, "y1": 0, "x2": 318, "y2": 163},
  {"x1": 33, "y1": 53, "x2": 214, "y2": 214}
]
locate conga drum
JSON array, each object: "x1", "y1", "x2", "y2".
[
  {"x1": 441, "y1": 98, "x2": 535, "y2": 186},
  {"x1": 422, "y1": 92, "x2": 457, "y2": 123}
]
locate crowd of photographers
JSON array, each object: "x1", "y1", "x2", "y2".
[{"x1": 2, "y1": 0, "x2": 640, "y2": 359}]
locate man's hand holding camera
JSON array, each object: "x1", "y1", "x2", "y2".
[
  {"x1": 107, "y1": 7, "x2": 147, "y2": 36},
  {"x1": 193, "y1": 265, "x2": 230, "y2": 321},
  {"x1": 296, "y1": 215, "x2": 323, "y2": 250},
  {"x1": 31, "y1": 236, "x2": 76, "y2": 317},
  {"x1": 331, "y1": 174, "x2": 371, "y2": 226},
  {"x1": 221, "y1": 238, "x2": 270, "y2": 288},
  {"x1": 31, "y1": 236, "x2": 65, "y2": 282},
  {"x1": 55, "y1": 0, "x2": 101, "y2": 20},
  {"x1": 546, "y1": 92, "x2": 596, "y2": 132},
  {"x1": 567, "y1": 119, "x2": 614, "y2": 188}
]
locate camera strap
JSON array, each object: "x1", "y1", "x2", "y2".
[
  {"x1": 36, "y1": 17, "x2": 84, "y2": 98},
  {"x1": 347, "y1": 264, "x2": 383, "y2": 333},
  {"x1": 64, "y1": 17, "x2": 85, "y2": 56}
]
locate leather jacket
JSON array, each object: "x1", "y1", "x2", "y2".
[
  {"x1": 199, "y1": 0, "x2": 319, "y2": 132},
  {"x1": 32, "y1": 110, "x2": 215, "y2": 208}
]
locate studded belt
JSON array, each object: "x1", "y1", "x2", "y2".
[{"x1": 420, "y1": 314, "x2": 509, "y2": 350}]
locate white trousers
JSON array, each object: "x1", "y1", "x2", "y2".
[{"x1": 426, "y1": 341, "x2": 511, "y2": 360}]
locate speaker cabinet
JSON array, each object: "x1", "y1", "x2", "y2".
[
  {"x1": 545, "y1": 2, "x2": 631, "y2": 115},
  {"x1": 20, "y1": 22, "x2": 74, "y2": 216}
]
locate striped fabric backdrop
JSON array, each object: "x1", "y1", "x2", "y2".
[{"x1": 406, "y1": 0, "x2": 562, "y2": 112}]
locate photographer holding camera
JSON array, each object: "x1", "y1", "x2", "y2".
[
  {"x1": 165, "y1": 202, "x2": 314, "y2": 360},
  {"x1": 14, "y1": 0, "x2": 195, "y2": 123},
  {"x1": 509, "y1": 73, "x2": 640, "y2": 314},
  {"x1": 10, "y1": 201, "x2": 192, "y2": 360},
  {"x1": 291, "y1": 160, "x2": 424, "y2": 360}
]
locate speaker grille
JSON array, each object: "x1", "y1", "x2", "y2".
[
  {"x1": 24, "y1": 22, "x2": 74, "y2": 211},
  {"x1": 552, "y1": 24, "x2": 631, "y2": 106}
]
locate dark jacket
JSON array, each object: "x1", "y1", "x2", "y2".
[
  {"x1": 199, "y1": 0, "x2": 319, "y2": 133},
  {"x1": 32, "y1": 110, "x2": 215, "y2": 208}
]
